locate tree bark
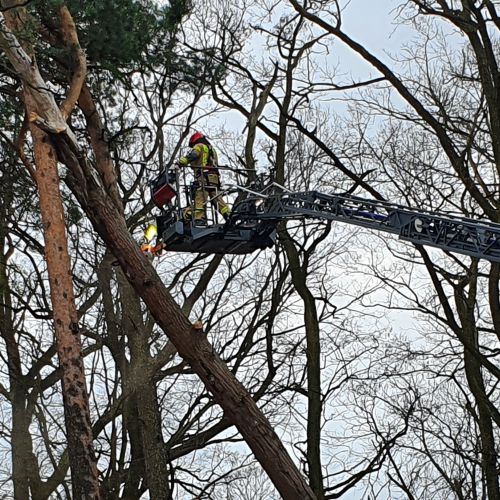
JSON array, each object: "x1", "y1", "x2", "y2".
[
  {"x1": 62, "y1": 165, "x2": 315, "y2": 499},
  {"x1": 0, "y1": 170, "x2": 42, "y2": 499},
  {"x1": 455, "y1": 272, "x2": 500, "y2": 500},
  {"x1": 0, "y1": 6, "x2": 101, "y2": 495},
  {"x1": 281, "y1": 237, "x2": 324, "y2": 499},
  {"x1": 117, "y1": 273, "x2": 171, "y2": 499},
  {"x1": 30, "y1": 122, "x2": 101, "y2": 498},
  {"x1": 0, "y1": 5, "x2": 104, "y2": 493}
]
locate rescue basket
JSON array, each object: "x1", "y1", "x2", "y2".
[{"x1": 151, "y1": 170, "x2": 177, "y2": 208}]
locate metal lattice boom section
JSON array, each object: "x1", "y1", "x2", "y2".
[{"x1": 231, "y1": 190, "x2": 500, "y2": 263}]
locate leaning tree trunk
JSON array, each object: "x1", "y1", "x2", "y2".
[
  {"x1": 0, "y1": 8, "x2": 316, "y2": 498},
  {"x1": 62, "y1": 147, "x2": 316, "y2": 500},
  {"x1": 78, "y1": 53, "x2": 316, "y2": 499}
]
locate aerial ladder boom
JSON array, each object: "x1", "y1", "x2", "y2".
[
  {"x1": 152, "y1": 168, "x2": 500, "y2": 263},
  {"x1": 231, "y1": 190, "x2": 500, "y2": 263}
]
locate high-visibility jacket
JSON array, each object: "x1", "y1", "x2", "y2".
[{"x1": 179, "y1": 143, "x2": 219, "y2": 175}]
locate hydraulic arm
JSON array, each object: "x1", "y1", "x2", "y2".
[
  {"x1": 152, "y1": 168, "x2": 500, "y2": 261},
  {"x1": 231, "y1": 190, "x2": 500, "y2": 263}
]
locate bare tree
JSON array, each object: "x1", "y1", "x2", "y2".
[{"x1": 282, "y1": 0, "x2": 500, "y2": 497}]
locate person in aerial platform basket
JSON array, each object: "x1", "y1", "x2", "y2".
[{"x1": 178, "y1": 132, "x2": 230, "y2": 225}]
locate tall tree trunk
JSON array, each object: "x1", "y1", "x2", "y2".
[
  {"x1": 0, "y1": 7, "x2": 100, "y2": 496},
  {"x1": 30, "y1": 123, "x2": 101, "y2": 498},
  {"x1": 117, "y1": 274, "x2": 171, "y2": 499},
  {"x1": 462, "y1": 347, "x2": 500, "y2": 499},
  {"x1": 455, "y1": 274, "x2": 500, "y2": 500},
  {"x1": 0, "y1": 174, "x2": 41, "y2": 499},
  {"x1": 280, "y1": 231, "x2": 324, "y2": 499},
  {"x1": 272, "y1": 19, "x2": 324, "y2": 494},
  {"x1": 98, "y1": 261, "x2": 145, "y2": 498}
]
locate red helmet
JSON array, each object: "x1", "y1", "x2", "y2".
[{"x1": 189, "y1": 132, "x2": 204, "y2": 147}]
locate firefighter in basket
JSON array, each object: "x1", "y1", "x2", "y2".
[{"x1": 178, "y1": 132, "x2": 230, "y2": 225}]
